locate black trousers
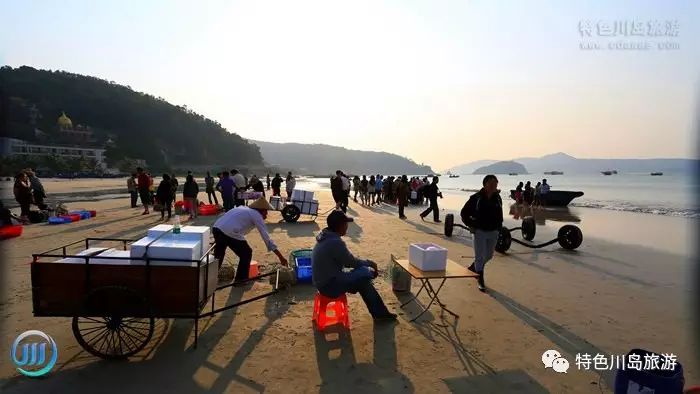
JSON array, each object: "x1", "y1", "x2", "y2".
[
  {"x1": 129, "y1": 191, "x2": 138, "y2": 207},
  {"x1": 206, "y1": 189, "x2": 219, "y2": 205},
  {"x1": 222, "y1": 194, "x2": 234, "y2": 211},
  {"x1": 398, "y1": 202, "x2": 406, "y2": 218},
  {"x1": 420, "y1": 197, "x2": 440, "y2": 221},
  {"x1": 160, "y1": 198, "x2": 173, "y2": 218},
  {"x1": 212, "y1": 227, "x2": 253, "y2": 282}
]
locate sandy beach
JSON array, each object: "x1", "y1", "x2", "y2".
[{"x1": 0, "y1": 181, "x2": 697, "y2": 393}]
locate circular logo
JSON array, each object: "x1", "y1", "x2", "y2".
[{"x1": 11, "y1": 330, "x2": 58, "y2": 377}]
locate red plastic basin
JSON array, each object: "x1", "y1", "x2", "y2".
[{"x1": 0, "y1": 225, "x2": 23, "y2": 239}]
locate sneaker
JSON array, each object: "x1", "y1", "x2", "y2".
[
  {"x1": 420, "y1": 215, "x2": 425, "y2": 221},
  {"x1": 434, "y1": 219, "x2": 442, "y2": 223},
  {"x1": 467, "y1": 263, "x2": 477, "y2": 274},
  {"x1": 374, "y1": 313, "x2": 398, "y2": 322}
]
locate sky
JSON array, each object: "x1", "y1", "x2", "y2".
[{"x1": 1, "y1": 0, "x2": 698, "y2": 171}]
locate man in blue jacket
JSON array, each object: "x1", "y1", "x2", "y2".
[{"x1": 312, "y1": 210, "x2": 397, "y2": 321}]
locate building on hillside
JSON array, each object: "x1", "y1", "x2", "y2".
[
  {"x1": 57, "y1": 111, "x2": 94, "y2": 143},
  {"x1": 0, "y1": 137, "x2": 107, "y2": 169}
]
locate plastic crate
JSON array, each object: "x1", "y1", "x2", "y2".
[{"x1": 290, "y1": 249, "x2": 313, "y2": 283}]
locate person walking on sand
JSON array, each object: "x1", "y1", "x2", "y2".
[
  {"x1": 419, "y1": 176, "x2": 443, "y2": 222},
  {"x1": 205, "y1": 171, "x2": 219, "y2": 205},
  {"x1": 271, "y1": 173, "x2": 283, "y2": 197},
  {"x1": 464, "y1": 175, "x2": 503, "y2": 292},
  {"x1": 216, "y1": 171, "x2": 235, "y2": 212},
  {"x1": 266, "y1": 174, "x2": 271, "y2": 191},
  {"x1": 137, "y1": 167, "x2": 151, "y2": 215},
  {"x1": 127, "y1": 173, "x2": 138, "y2": 208},
  {"x1": 170, "y1": 174, "x2": 179, "y2": 197},
  {"x1": 396, "y1": 175, "x2": 409, "y2": 219},
  {"x1": 285, "y1": 171, "x2": 296, "y2": 201},
  {"x1": 148, "y1": 172, "x2": 155, "y2": 204},
  {"x1": 341, "y1": 171, "x2": 350, "y2": 209},
  {"x1": 352, "y1": 175, "x2": 360, "y2": 203},
  {"x1": 368, "y1": 175, "x2": 376, "y2": 205},
  {"x1": 156, "y1": 174, "x2": 175, "y2": 221},
  {"x1": 312, "y1": 210, "x2": 397, "y2": 322},
  {"x1": 231, "y1": 169, "x2": 246, "y2": 207},
  {"x1": 13, "y1": 171, "x2": 32, "y2": 221},
  {"x1": 375, "y1": 175, "x2": 384, "y2": 204},
  {"x1": 183, "y1": 174, "x2": 199, "y2": 220},
  {"x1": 360, "y1": 175, "x2": 369, "y2": 205},
  {"x1": 212, "y1": 197, "x2": 288, "y2": 284},
  {"x1": 331, "y1": 171, "x2": 345, "y2": 212}
]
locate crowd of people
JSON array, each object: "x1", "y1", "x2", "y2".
[
  {"x1": 129, "y1": 168, "x2": 297, "y2": 221},
  {"x1": 513, "y1": 178, "x2": 551, "y2": 206}
]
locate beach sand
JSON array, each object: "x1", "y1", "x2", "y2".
[{"x1": 0, "y1": 184, "x2": 697, "y2": 393}]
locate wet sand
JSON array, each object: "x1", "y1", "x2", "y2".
[{"x1": 0, "y1": 182, "x2": 697, "y2": 393}]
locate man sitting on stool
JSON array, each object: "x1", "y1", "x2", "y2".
[
  {"x1": 212, "y1": 197, "x2": 288, "y2": 284},
  {"x1": 312, "y1": 210, "x2": 397, "y2": 322}
]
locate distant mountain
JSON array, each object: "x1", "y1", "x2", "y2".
[
  {"x1": 446, "y1": 159, "x2": 498, "y2": 175},
  {"x1": 473, "y1": 161, "x2": 528, "y2": 174},
  {"x1": 252, "y1": 140, "x2": 434, "y2": 175},
  {"x1": 449, "y1": 152, "x2": 698, "y2": 174}
]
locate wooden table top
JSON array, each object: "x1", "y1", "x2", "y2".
[{"x1": 391, "y1": 256, "x2": 479, "y2": 279}]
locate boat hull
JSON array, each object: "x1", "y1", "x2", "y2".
[{"x1": 509, "y1": 190, "x2": 584, "y2": 206}]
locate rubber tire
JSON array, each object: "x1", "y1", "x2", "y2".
[
  {"x1": 558, "y1": 225, "x2": 583, "y2": 250},
  {"x1": 281, "y1": 204, "x2": 301, "y2": 222},
  {"x1": 521, "y1": 216, "x2": 536, "y2": 241},
  {"x1": 495, "y1": 226, "x2": 512, "y2": 253},
  {"x1": 445, "y1": 214, "x2": 454, "y2": 237}
]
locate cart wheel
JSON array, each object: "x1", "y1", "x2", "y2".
[
  {"x1": 444, "y1": 214, "x2": 454, "y2": 237},
  {"x1": 521, "y1": 216, "x2": 536, "y2": 241},
  {"x1": 281, "y1": 205, "x2": 301, "y2": 222},
  {"x1": 495, "y1": 226, "x2": 512, "y2": 253},
  {"x1": 557, "y1": 225, "x2": 583, "y2": 250},
  {"x1": 72, "y1": 286, "x2": 154, "y2": 359}
]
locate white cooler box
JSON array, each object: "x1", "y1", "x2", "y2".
[
  {"x1": 298, "y1": 200, "x2": 319, "y2": 215},
  {"x1": 130, "y1": 235, "x2": 202, "y2": 266},
  {"x1": 291, "y1": 189, "x2": 314, "y2": 202},
  {"x1": 269, "y1": 196, "x2": 286, "y2": 210},
  {"x1": 147, "y1": 225, "x2": 210, "y2": 256},
  {"x1": 409, "y1": 243, "x2": 448, "y2": 271},
  {"x1": 410, "y1": 191, "x2": 418, "y2": 199}
]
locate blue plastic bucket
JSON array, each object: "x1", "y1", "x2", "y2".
[{"x1": 48, "y1": 216, "x2": 70, "y2": 225}]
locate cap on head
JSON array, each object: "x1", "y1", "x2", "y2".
[{"x1": 327, "y1": 210, "x2": 354, "y2": 231}]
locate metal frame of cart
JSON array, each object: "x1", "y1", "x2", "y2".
[
  {"x1": 269, "y1": 196, "x2": 326, "y2": 223},
  {"x1": 31, "y1": 234, "x2": 281, "y2": 359}
]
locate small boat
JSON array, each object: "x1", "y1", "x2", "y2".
[
  {"x1": 508, "y1": 173, "x2": 518, "y2": 176},
  {"x1": 650, "y1": 172, "x2": 663, "y2": 176},
  {"x1": 448, "y1": 174, "x2": 460, "y2": 178},
  {"x1": 509, "y1": 190, "x2": 584, "y2": 206},
  {"x1": 544, "y1": 171, "x2": 564, "y2": 175},
  {"x1": 601, "y1": 170, "x2": 615, "y2": 176}
]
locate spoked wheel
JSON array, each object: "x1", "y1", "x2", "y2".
[
  {"x1": 281, "y1": 204, "x2": 301, "y2": 222},
  {"x1": 72, "y1": 286, "x2": 154, "y2": 359}
]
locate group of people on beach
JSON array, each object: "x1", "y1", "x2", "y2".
[
  {"x1": 12, "y1": 169, "x2": 47, "y2": 222},
  {"x1": 128, "y1": 168, "x2": 297, "y2": 221},
  {"x1": 513, "y1": 178, "x2": 550, "y2": 206}
]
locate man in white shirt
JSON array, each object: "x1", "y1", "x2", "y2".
[
  {"x1": 212, "y1": 197, "x2": 288, "y2": 283},
  {"x1": 231, "y1": 169, "x2": 247, "y2": 207}
]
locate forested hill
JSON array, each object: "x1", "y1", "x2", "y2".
[
  {"x1": 0, "y1": 66, "x2": 263, "y2": 170},
  {"x1": 252, "y1": 140, "x2": 434, "y2": 175}
]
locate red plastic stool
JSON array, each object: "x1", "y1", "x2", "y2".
[{"x1": 312, "y1": 292, "x2": 350, "y2": 331}]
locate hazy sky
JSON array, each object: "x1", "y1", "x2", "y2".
[{"x1": 2, "y1": 0, "x2": 698, "y2": 170}]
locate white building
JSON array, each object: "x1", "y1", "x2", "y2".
[{"x1": 0, "y1": 137, "x2": 107, "y2": 169}]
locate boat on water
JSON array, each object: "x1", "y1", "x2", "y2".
[
  {"x1": 544, "y1": 171, "x2": 564, "y2": 175},
  {"x1": 448, "y1": 174, "x2": 460, "y2": 178},
  {"x1": 601, "y1": 170, "x2": 617, "y2": 175},
  {"x1": 650, "y1": 172, "x2": 663, "y2": 176},
  {"x1": 508, "y1": 173, "x2": 518, "y2": 176},
  {"x1": 509, "y1": 190, "x2": 584, "y2": 206}
]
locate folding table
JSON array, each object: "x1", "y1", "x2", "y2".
[{"x1": 391, "y1": 254, "x2": 478, "y2": 322}]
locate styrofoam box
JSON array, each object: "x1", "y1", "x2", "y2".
[
  {"x1": 408, "y1": 243, "x2": 448, "y2": 271},
  {"x1": 54, "y1": 247, "x2": 110, "y2": 263},
  {"x1": 299, "y1": 200, "x2": 319, "y2": 215},
  {"x1": 147, "y1": 225, "x2": 210, "y2": 255},
  {"x1": 291, "y1": 189, "x2": 314, "y2": 202},
  {"x1": 130, "y1": 235, "x2": 202, "y2": 265},
  {"x1": 410, "y1": 191, "x2": 418, "y2": 199},
  {"x1": 90, "y1": 249, "x2": 133, "y2": 265}
]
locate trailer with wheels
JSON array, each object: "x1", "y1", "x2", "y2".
[{"x1": 31, "y1": 236, "x2": 282, "y2": 359}]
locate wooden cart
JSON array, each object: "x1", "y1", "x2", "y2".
[{"x1": 31, "y1": 236, "x2": 281, "y2": 359}]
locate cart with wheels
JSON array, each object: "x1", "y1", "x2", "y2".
[
  {"x1": 269, "y1": 195, "x2": 324, "y2": 223},
  {"x1": 31, "y1": 235, "x2": 282, "y2": 359}
]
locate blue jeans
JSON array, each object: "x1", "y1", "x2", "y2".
[
  {"x1": 318, "y1": 267, "x2": 391, "y2": 318},
  {"x1": 474, "y1": 229, "x2": 499, "y2": 272}
]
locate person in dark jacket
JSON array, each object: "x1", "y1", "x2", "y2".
[
  {"x1": 331, "y1": 170, "x2": 345, "y2": 212},
  {"x1": 419, "y1": 176, "x2": 443, "y2": 222},
  {"x1": 204, "y1": 171, "x2": 218, "y2": 205},
  {"x1": 266, "y1": 174, "x2": 271, "y2": 190},
  {"x1": 250, "y1": 175, "x2": 265, "y2": 196},
  {"x1": 312, "y1": 210, "x2": 396, "y2": 321},
  {"x1": 170, "y1": 174, "x2": 179, "y2": 196},
  {"x1": 27, "y1": 169, "x2": 48, "y2": 210},
  {"x1": 13, "y1": 171, "x2": 32, "y2": 220},
  {"x1": 156, "y1": 174, "x2": 175, "y2": 220},
  {"x1": 523, "y1": 181, "x2": 533, "y2": 205},
  {"x1": 271, "y1": 173, "x2": 283, "y2": 197},
  {"x1": 466, "y1": 174, "x2": 503, "y2": 292},
  {"x1": 396, "y1": 175, "x2": 409, "y2": 219},
  {"x1": 183, "y1": 174, "x2": 199, "y2": 220}
]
